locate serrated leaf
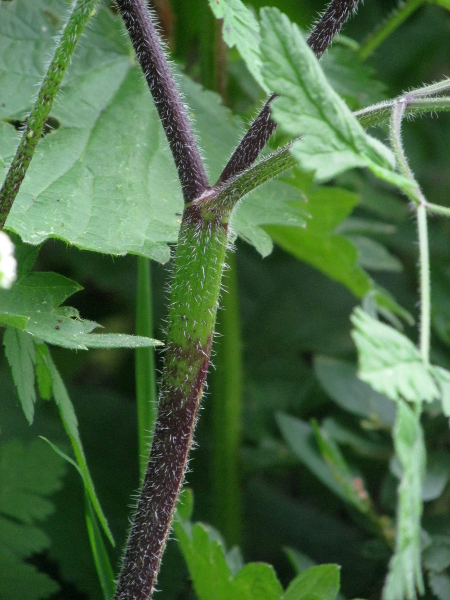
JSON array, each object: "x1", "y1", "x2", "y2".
[
  {"x1": 259, "y1": 8, "x2": 412, "y2": 192},
  {"x1": 383, "y1": 402, "x2": 425, "y2": 600},
  {"x1": 351, "y1": 307, "x2": 439, "y2": 403},
  {"x1": 284, "y1": 564, "x2": 340, "y2": 600},
  {"x1": 207, "y1": 0, "x2": 267, "y2": 91},
  {"x1": 0, "y1": 438, "x2": 65, "y2": 600},
  {"x1": 3, "y1": 327, "x2": 36, "y2": 423},
  {"x1": 0, "y1": 1, "x2": 308, "y2": 260},
  {"x1": 0, "y1": 439, "x2": 65, "y2": 523},
  {"x1": 0, "y1": 272, "x2": 160, "y2": 350},
  {"x1": 0, "y1": 548, "x2": 59, "y2": 600}
]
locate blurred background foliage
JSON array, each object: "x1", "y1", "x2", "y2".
[{"x1": 1, "y1": 0, "x2": 449, "y2": 598}]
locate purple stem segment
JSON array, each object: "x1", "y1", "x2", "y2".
[
  {"x1": 218, "y1": 0, "x2": 360, "y2": 185},
  {"x1": 116, "y1": 0, "x2": 209, "y2": 202}
]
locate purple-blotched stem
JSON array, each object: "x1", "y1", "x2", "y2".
[
  {"x1": 116, "y1": 0, "x2": 209, "y2": 202},
  {"x1": 218, "y1": 0, "x2": 360, "y2": 185}
]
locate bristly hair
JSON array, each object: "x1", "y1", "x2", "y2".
[
  {"x1": 218, "y1": 0, "x2": 360, "y2": 186},
  {"x1": 116, "y1": 0, "x2": 210, "y2": 203}
]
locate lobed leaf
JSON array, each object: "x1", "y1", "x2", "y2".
[
  {"x1": 0, "y1": 271, "x2": 161, "y2": 350},
  {"x1": 259, "y1": 8, "x2": 412, "y2": 192},
  {"x1": 207, "y1": 0, "x2": 268, "y2": 91}
]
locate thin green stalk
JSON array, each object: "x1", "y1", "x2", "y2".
[
  {"x1": 359, "y1": 0, "x2": 425, "y2": 61},
  {"x1": 417, "y1": 203, "x2": 430, "y2": 365},
  {"x1": 424, "y1": 202, "x2": 450, "y2": 218},
  {"x1": 136, "y1": 256, "x2": 158, "y2": 479},
  {"x1": 0, "y1": 0, "x2": 100, "y2": 229},
  {"x1": 213, "y1": 252, "x2": 243, "y2": 547},
  {"x1": 390, "y1": 99, "x2": 431, "y2": 365},
  {"x1": 355, "y1": 96, "x2": 450, "y2": 129}
]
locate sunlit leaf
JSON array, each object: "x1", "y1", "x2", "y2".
[{"x1": 351, "y1": 307, "x2": 439, "y2": 403}]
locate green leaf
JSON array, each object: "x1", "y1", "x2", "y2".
[
  {"x1": 347, "y1": 235, "x2": 402, "y2": 272},
  {"x1": 0, "y1": 1, "x2": 307, "y2": 260},
  {"x1": 174, "y1": 511, "x2": 284, "y2": 600},
  {"x1": 430, "y1": 366, "x2": 450, "y2": 417},
  {"x1": 0, "y1": 438, "x2": 66, "y2": 600},
  {"x1": 259, "y1": 8, "x2": 412, "y2": 191},
  {"x1": 265, "y1": 174, "x2": 371, "y2": 297},
  {"x1": 321, "y1": 45, "x2": 386, "y2": 110},
  {"x1": 383, "y1": 402, "x2": 425, "y2": 600},
  {"x1": 3, "y1": 327, "x2": 36, "y2": 423},
  {"x1": 428, "y1": 572, "x2": 450, "y2": 600},
  {"x1": 314, "y1": 356, "x2": 396, "y2": 427},
  {"x1": 45, "y1": 351, "x2": 114, "y2": 546},
  {"x1": 423, "y1": 535, "x2": 450, "y2": 572},
  {"x1": 0, "y1": 438, "x2": 65, "y2": 524},
  {"x1": 276, "y1": 413, "x2": 350, "y2": 505},
  {"x1": 41, "y1": 437, "x2": 115, "y2": 599},
  {"x1": 0, "y1": 272, "x2": 161, "y2": 350},
  {"x1": 207, "y1": 0, "x2": 267, "y2": 91},
  {"x1": 351, "y1": 307, "x2": 440, "y2": 403},
  {"x1": 284, "y1": 564, "x2": 340, "y2": 600}
]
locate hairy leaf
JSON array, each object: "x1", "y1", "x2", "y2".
[
  {"x1": 0, "y1": 272, "x2": 161, "y2": 350},
  {"x1": 207, "y1": 0, "x2": 267, "y2": 91},
  {"x1": 260, "y1": 8, "x2": 411, "y2": 191},
  {"x1": 3, "y1": 327, "x2": 36, "y2": 423}
]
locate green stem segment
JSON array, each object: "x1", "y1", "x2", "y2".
[
  {"x1": 390, "y1": 99, "x2": 431, "y2": 366},
  {"x1": 213, "y1": 252, "x2": 243, "y2": 547},
  {"x1": 0, "y1": 0, "x2": 100, "y2": 229},
  {"x1": 115, "y1": 194, "x2": 231, "y2": 599},
  {"x1": 135, "y1": 257, "x2": 158, "y2": 479},
  {"x1": 358, "y1": 0, "x2": 425, "y2": 61}
]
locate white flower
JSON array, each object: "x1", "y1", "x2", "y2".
[{"x1": 0, "y1": 231, "x2": 17, "y2": 289}]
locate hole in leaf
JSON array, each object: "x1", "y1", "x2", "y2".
[{"x1": 2, "y1": 116, "x2": 61, "y2": 136}]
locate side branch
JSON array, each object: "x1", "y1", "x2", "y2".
[
  {"x1": 116, "y1": 0, "x2": 209, "y2": 202},
  {"x1": 218, "y1": 0, "x2": 360, "y2": 185}
]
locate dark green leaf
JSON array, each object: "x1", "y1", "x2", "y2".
[{"x1": 284, "y1": 564, "x2": 340, "y2": 600}]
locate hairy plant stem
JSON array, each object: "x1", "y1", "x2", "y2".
[
  {"x1": 0, "y1": 0, "x2": 100, "y2": 229},
  {"x1": 218, "y1": 0, "x2": 360, "y2": 184},
  {"x1": 136, "y1": 257, "x2": 158, "y2": 479},
  {"x1": 358, "y1": 0, "x2": 425, "y2": 61},
  {"x1": 115, "y1": 194, "x2": 232, "y2": 599},
  {"x1": 390, "y1": 99, "x2": 431, "y2": 367},
  {"x1": 116, "y1": 0, "x2": 209, "y2": 202}
]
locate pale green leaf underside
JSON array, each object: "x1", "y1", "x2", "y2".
[
  {"x1": 0, "y1": 1, "x2": 300, "y2": 260},
  {"x1": 259, "y1": 8, "x2": 411, "y2": 192},
  {"x1": 208, "y1": 0, "x2": 268, "y2": 92},
  {"x1": 351, "y1": 308, "x2": 439, "y2": 403}
]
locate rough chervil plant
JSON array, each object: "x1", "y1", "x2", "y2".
[{"x1": 0, "y1": 1, "x2": 449, "y2": 599}]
